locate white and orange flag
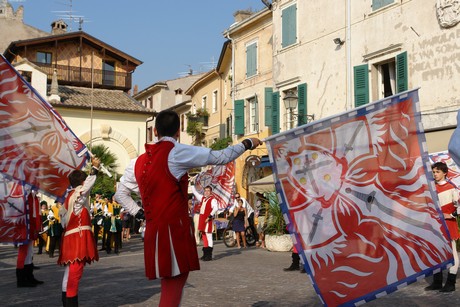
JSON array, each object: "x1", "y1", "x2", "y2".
[
  {"x1": 194, "y1": 161, "x2": 236, "y2": 211},
  {"x1": 0, "y1": 54, "x2": 88, "y2": 198},
  {"x1": 265, "y1": 89, "x2": 453, "y2": 306},
  {"x1": 0, "y1": 54, "x2": 88, "y2": 243}
]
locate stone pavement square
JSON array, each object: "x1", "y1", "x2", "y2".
[{"x1": 1, "y1": 236, "x2": 459, "y2": 306}]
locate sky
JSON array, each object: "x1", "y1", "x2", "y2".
[{"x1": 9, "y1": 0, "x2": 266, "y2": 90}]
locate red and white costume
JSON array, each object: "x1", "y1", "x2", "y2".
[
  {"x1": 436, "y1": 180, "x2": 460, "y2": 241},
  {"x1": 197, "y1": 196, "x2": 218, "y2": 233},
  {"x1": 116, "y1": 137, "x2": 246, "y2": 279},
  {"x1": 58, "y1": 172, "x2": 99, "y2": 298},
  {"x1": 436, "y1": 179, "x2": 459, "y2": 274}
]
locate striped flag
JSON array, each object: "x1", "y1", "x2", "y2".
[
  {"x1": 265, "y1": 89, "x2": 453, "y2": 306},
  {"x1": 0, "y1": 54, "x2": 88, "y2": 200},
  {"x1": 194, "y1": 161, "x2": 236, "y2": 211}
]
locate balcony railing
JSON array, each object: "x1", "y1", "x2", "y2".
[{"x1": 32, "y1": 62, "x2": 132, "y2": 91}]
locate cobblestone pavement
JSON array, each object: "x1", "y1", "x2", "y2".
[{"x1": 1, "y1": 236, "x2": 460, "y2": 306}]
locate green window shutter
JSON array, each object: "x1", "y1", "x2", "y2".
[
  {"x1": 353, "y1": 64, "x2": 369, "y2": 107},
  {"x1": 264, "y1": 87, "x2": 273, "y2": 127},
  {"x1": 282, "y1": 4, "x2": 297, "y2": 48},
  {"x1": 246, "y1": 43, "x2": 257, "y2": 77},
  {"x1": 396, "y1": 51, "x2": 408, "y2": 93},
  {"x1": 372, "y1": 0, "x2": 394, "y2": 11},
  {"x1": 234, "y1": 99, "x2": 245, "y2": 135},
  {"x1": 272, "y1": 92, "x2": 280, "y2": 134},
  {"x1": 297, "y1": 83, "x2": 307, "y2": 126}
]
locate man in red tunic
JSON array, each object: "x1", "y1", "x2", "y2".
[
  {"x1": 115, "y1": 110, "x2": 261, "y2": 306},
  {"x1": 192, "y1": 185, "x2": 218, "y2": 261},
  {"x1": 58, "y1": 157, "x2": 100, "y2": 307}
]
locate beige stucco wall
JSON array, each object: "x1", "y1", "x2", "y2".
[
  {"x1": 55, "y1": 108, "x2": 148, "y2": 174},
  {"x1": 13, "y1": 62, "x2": 47, "y2": 98},
  {"x1": 271, "y1": 0, "x2": 460, "y2": 152},
  {"x1": 226, "y1": 10, "x2": 273, "y2": 198}
]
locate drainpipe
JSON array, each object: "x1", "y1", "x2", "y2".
[
  {"x1": 225, "y1": 31, "x2": 236, "y2": 140},
  {"x1": 346, "y1": 0, "x2": 352, "y2": 110}
]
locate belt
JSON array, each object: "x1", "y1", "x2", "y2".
[{"x1": 64, "y1": 225, "x2": 92, "y2": 237}]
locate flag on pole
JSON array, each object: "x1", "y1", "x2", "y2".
[
  {"x1": 265, "y1": 89, "x2": 453, "y2": 306},
  {"x1": 0, "y1": 173, "x2": 30, "y2": 243},
  {"x1": 194, "y1": 161, "x2": 236, "y2": 211},
  {"x1": 0, "y1": 54, "x2": 88, "y2": 200}
]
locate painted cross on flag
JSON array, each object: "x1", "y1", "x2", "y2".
[
  {"x1": 194, "y1": 161, "x2": 236, "y2": 211},
  {"x1": 265, "y1": 89, "x2": 453, "y2": 306},
  {"x1": 0, "y1": 54, "x2": 88, "y2": 200}
]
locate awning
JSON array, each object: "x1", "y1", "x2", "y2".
[
  {"x1": 248, "y1": 174, "x2": 275, "y2": 194},
  {"x1": 257, "y1": 155, "x2": 272, "y2": 168}
]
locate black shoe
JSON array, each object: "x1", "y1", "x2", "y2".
[
  {"x1": 425, "y1": 272, "x2": 443, "y2": 291},
  {"x1": 16, "y1": 268, "x2": 37, "y2": 288},
  {"x1": 99, "y1": 248, "x2": 106, "y2": 251},
  {"x1": 300, "y1": 267, "x2": 306, "y2": 273},
  {"x1": 283, "y1": 264, "x2": 300, "y2": 271},
  {"x1": 440, "y1": 273, "x2": 457, "y2": 293}
]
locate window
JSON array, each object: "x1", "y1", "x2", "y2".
[
  {"x1": 372, "y1": 0, "x2": 394, "y2": 11},
  {"x1": 102, "y1": 61, "x2": 115, "y2": 86},
  {"x1": 146, "y1": 96, "x2": 153, "y2": 109},
  {"x1": 212, "y1": 90, "x2": 218, "y2": 113},
  {"x1": 376, "y1": 61, "x2": 396, "y2": 99},
  {"x1": 246, "y1": 42, "x2": 257, "y2": 78},
  {"x1": 181, "y1": 114, "x2": 185, "y2": 132},
  {"x1": 36, "y1": 52, "x2": 52, "y2": 64},
  {"x1": 19, "y1": 71, "x2": 32, "y2": 83},
  {"x1": 201, "y1": 95, "x2": 207, "y2": 110},
  {"x1": 226, "y1": 115, "x2": 233, "y2": 138},
  {"x1": 282, "y1": 4, "x2": 297, "y2": 48},
  {"x1": 248, "y1": 96, "x2": 259, "y2": 133}
]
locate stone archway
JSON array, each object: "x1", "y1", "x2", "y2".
[{"x1": 79, "y1": 125, "x2": 139, "y2": 174}]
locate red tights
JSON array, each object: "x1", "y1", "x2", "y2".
[
  {"x1": 65, "y1": 261, "x2": 84, "y2": 297},
  {"x1": 159, "y1": 272, "x2": 189, "y2": 307}
]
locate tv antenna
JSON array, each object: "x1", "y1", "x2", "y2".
[
  {"x1": 52, "y1": 0, "x2": 90, "y2": 31},
  {"x1": 178, "y1": 65, "x2": 194, "y2": 77}
]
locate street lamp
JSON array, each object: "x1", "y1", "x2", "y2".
[
  {"x1": 282, "y1": 90, "x2": 315, "y2": 128},
  {"x1": 283, "y1": 90, "x2": 297, "y2": 129},
  {"x1": 283, "y1": 90, "x2": 298, "y2": 110}
]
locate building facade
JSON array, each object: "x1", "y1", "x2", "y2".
[{"x1": 271, "y1": 0, "x2": 460, "y2": 153}]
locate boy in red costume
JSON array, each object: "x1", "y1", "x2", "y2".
[
  {"x1": 425, "y1": 161, "x2": 459, "y2": 292},
  {"x1": 192, "y1": 185, "x2": 218, "y2": 261},
  {"x1": 58, "y1": 157, "x2": 100, "y2": 306},
  {"x1": 115, "y1": 110, "x2": 261, "y2": 306}
]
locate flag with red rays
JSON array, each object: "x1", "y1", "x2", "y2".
[
  {"x1": 0, "y1": 54, "x2": 88, "y2": 243},
  {"x1": 265, "y1": 89, "x2": 453, "y2": 306},
  {"x1": 0, "y1": 173, "x2": 41, "y2": 243},
  {"x1": 0, "y1": 54, "x2": 88, "y2": 199},
  {"x1": 194, "y1": 161, "x2": 236, "y2": 211}
]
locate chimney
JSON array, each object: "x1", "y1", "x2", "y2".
[
  {"x1": 48, "y1": 69, "x2": 61, "y2": 103},
  {"x1": 233, "y1": 10, "x2": 253, "y2": 23},
  {"x1": 51, "y1": 20, "x2": 68, "y2": 35},
  {"x1": 133, "y1": 85, "x2": 139, "y2": 96}
]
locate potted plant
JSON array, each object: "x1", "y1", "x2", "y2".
[{"x1": 263, "y1": 191, "x2": 293, "y2": 252}]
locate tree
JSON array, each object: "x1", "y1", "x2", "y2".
[{"x1": 87, "y1": 144, "x2": 119, "y2": 197}]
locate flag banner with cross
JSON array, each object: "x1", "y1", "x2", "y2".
[
  {"x1": 0, "y1": 54, "x2": 88, "y2": 200},
  {"x1": 265, "y1": 88, "x2": 453, "y2": 306}
]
